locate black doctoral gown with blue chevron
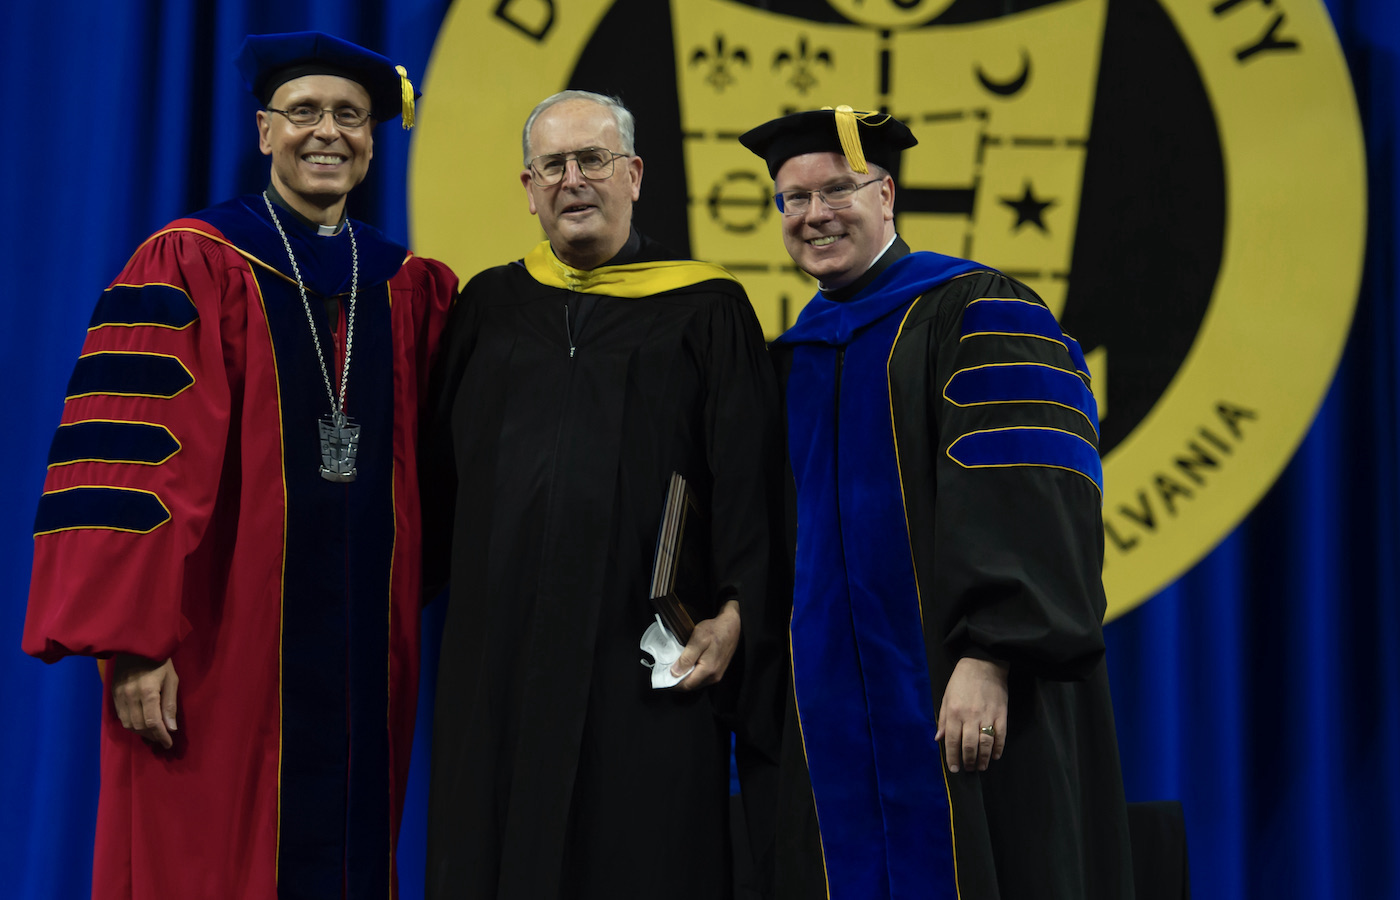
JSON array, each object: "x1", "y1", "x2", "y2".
[{"x1": 768, "y1": 238, "x2": 1134, "y2": 900}]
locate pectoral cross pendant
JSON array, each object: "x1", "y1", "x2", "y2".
[{"x1": 318, "y1": 414, "x2": 360, "y2": 483}]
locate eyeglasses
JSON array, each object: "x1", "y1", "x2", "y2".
[
  {"x1": 775, "y1": 178, "x2": 883, "y2": 216},
  {"x1": 267, "y1": 106, "x2": 372, "y2": 128},
  {"x1": 527, "y1": 148, "x2": 630, "y2": 185}
]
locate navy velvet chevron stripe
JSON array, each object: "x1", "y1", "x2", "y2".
[
  {"x1": 65, "y1": 353, "x2": 194, "y2": 400},
  {"x1": 944, "y1": 363, "x2": 1099, "y2": 434},
  {"x1": 961, "y1": 297, "x2": 1069, "y2": 349},
  {"x1": 948, "y1": 427, "x2": 1104, "y2": 493},
  {"x1": 33, "y1": 486, "x2": 171, "y2": 535},
  {"x1": 47, "y1": 421, "x2": 180, "y2": 467},
  {"x1": 89, "y1": 284, "x2": 198, "y2": 330}
]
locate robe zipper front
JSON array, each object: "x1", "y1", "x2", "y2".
[{"x1": 564, "y1": 302, "x2": 576, "y2": 358}]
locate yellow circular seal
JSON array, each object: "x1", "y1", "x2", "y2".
[{"x1": 411, "y1": 0, "x2": 1366, "y2": 620}]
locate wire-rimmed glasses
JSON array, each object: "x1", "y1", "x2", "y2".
[
  {"x1": 527, "y1": 148, "x2": 630, "y2": 186},
  {"x1": 267, "y1": 106, "x2": 372, "y2": 128},
  {"x1": 775, "y1": 178, "x2": 883, "y2": 216}
]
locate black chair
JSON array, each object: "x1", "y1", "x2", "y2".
[{"x1": 1127, "y1": 800, "x2": 1191, "y2": 900}]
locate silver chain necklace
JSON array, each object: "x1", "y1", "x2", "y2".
[{"x1": 263, "y1": 191, "x2": 361, "y2": 483}]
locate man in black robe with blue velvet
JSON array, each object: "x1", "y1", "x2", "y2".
[
  {"x1": 422, "y1": 91, "x2": 783, "y2": 899},
  {"x1": 739, "y1": 107, "x2": 1134, "y2": 900}
]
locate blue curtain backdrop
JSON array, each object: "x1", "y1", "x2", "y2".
[{"x1": 1, "y1": 1, "x2": 1395, "y2": 898}]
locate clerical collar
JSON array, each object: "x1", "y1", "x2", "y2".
[
  {"x1": 264, "y1": 182, "x2": 348, "y2": 236},
  {"x1": 821, "y1": 234, "x2": 909, "y2": 303},
  {"x1": 554, "y1": 227, "x2": 642, "y2": 270}
]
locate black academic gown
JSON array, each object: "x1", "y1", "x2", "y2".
[
  {"x1": 423, "y1": 232, "x2": 783, "y2": 900},
  {"x1": 770, "y1": 239, "x2": 1134, "y2": 900}
]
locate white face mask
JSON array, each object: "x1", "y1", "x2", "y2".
[{"x1": 639, "y1": 615, "x2": 694, "y2": 689}]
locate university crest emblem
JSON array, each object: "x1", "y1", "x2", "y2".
[{"x1": 412, "y1": 0, "x2": 1365, "y2": 617}]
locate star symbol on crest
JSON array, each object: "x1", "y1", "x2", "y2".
[{"x1": 999, "y1": 181, "x2": 1056, "y2": 233}]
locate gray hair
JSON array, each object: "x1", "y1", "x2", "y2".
[{"x1": 521, "y1": 90, "x2": 636, "y2": 164}]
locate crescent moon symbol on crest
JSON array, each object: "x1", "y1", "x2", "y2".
[{"x1": 976, "y1": 50, "x2": 1031, "y2": 96}]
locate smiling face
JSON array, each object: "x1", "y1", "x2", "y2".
[
  {"x1": 257, "y1": 75, "x2": 374, "y2": 225},
  {"x1": 521, "y1": 98, "x2": 643, "y2": 270},
  {"x1": 775, "y1": 151, "x2": 896, "y2": 291}
]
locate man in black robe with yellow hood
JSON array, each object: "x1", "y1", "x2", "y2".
[
  {"x1": 422, "y1": 90, "x2": 783, "y2": 899},
  {"x1": 738, "y1": 107, "x2": 1134, "y2": 900}
]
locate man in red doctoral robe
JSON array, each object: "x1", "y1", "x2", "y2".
[{"x1": 22, "y1": 31, "x2": 456, "y2": 900}]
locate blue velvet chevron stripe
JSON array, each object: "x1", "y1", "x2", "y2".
[
  {"x1": 47, "y1": 421, "x2": 180, "y2": 467},
  {"x1": 33, "y1": 486, "x2": 171, "y2": 535},
  {"x1": 948, "y1": 427, "x2": 1104, "y2": 493},
  {"x1": 944, "y1": 363, "x2": 1099, "y2": 434},
  {"x1": 1062, "y1": 330, "x2": 1090, "y2": 380},
  {"x1": 953, "y1": 296, "x2": 1102, "y2": 488},
  {"x1": 65, "y1": 352, "x2": 193, "y2": 399},
  {"x1": 960, "y1": 296, "x2": 1071, "y2": 351},
  {"x1": 89, "y1": 284, "x2": 198, "y2": 330}
]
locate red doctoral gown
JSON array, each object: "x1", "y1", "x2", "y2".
[{"x1": 22, "y1": 195, "x2": 456, "y2": 900}]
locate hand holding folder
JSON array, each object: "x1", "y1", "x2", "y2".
[{"x1": 648, "y1": 472, "x2": 714, "y2": 646}]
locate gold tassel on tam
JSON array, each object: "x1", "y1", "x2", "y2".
[
  {"x1": 831, "y1": 105, "x2": 867, "y2": 174},
  {"x1": 823, "y1": 105, "x2": 893, "y2": 174},
  {"x1": 396, "y1": 65, "x2": 416, "y2": 130}
]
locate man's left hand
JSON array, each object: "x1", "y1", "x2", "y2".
[
  {"x1": 670, "y1": 600, "x2": 741, "y2": 691},
  {"x1": 935, "y1": 656, "x2": 1009, "y2": 773}
]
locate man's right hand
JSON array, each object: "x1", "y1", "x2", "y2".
[
  {"x1": 111, "y1": 654, "x2": 179, "y2": 749},
  {"x1": 935, "y1": 656, "x2": 1009, "y2": 774}
]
